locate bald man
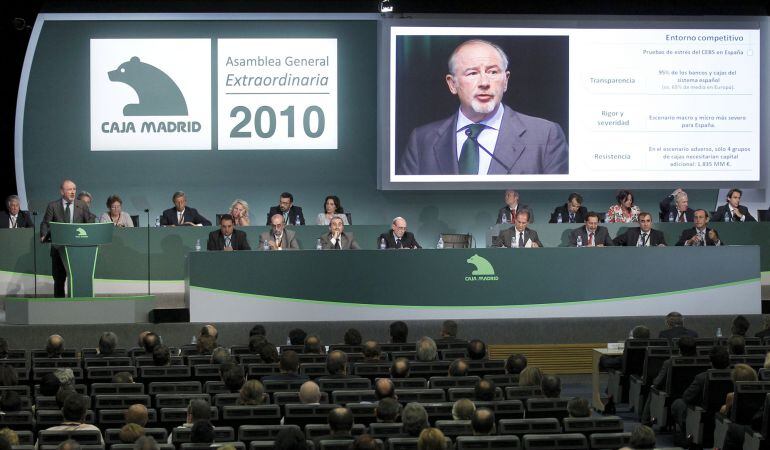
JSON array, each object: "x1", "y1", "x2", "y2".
[
  {"x1": 46, "y1": 335, "x2": 65, "y2": 358},
  {"x1": 399, "y1": 39, "x2": 568, "y2": 175},
  {"x1": 299, "y1": 381, "x2": 321, "y2": 405},
  {"x1": 125, "y1": 404, "x2": 148, "y2": 427},
  {"x1": 40, "y1": 179, "x2": 95, "y2": 297},
  {"x1": 378, "y1": 217, "x2": 421, "y2": 249}
]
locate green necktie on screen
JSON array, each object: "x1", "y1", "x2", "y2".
[{"x1": 458, "y1": 123, "x2": 486, "y2": 175}]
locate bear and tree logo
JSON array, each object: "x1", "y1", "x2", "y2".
[
  {"x1": 465, "y1": 254, "x2": 498, "y2": 281},
  {"x1": 108, "y1": 56, "x2": 188, "y2": 116}
]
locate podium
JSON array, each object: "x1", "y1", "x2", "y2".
[{"x1": 50, "y1": 222, "x2": 114, "y2": 298}]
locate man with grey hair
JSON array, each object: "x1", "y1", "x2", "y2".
[
  {"x1": 659, "y1": 311, "x2": 698, "y2": 340},
  {"x1": 399, "y1": 38, "x2": 568, "y2": 176},
  {"x1": 133, "y1": 436, "x2": 159, "y2": 450},
  {"x1": 159, "y1": 191, "x2": 211, "y2": 226},
  {"x1": 416, "y1": 337, "x2": 438, "y2": 362},
  {"x1": 259, "y1": 214, "x2": 299, "y2": 250},
  {"x1": 378, "y1": 217, "x2": 421, "y2": 249},
  {"x1": 57, "y1": 440, "x2": 82, "y2": 450},
  {"x1": 660, "y1": 188, "x2": 695, "y2": 222},
  {"x1": 0, "y1": 195, "x2": 33, "y2": 228},
  {"x1": 452, "y1": 398, "x2": 476, "y2": 420},
  {"x1": 299, "y1": 381, "x2": 322, "y2": 404},
  {"x1": 496, "y1": 190, "x2": 533, "y2": 224},
  {"x1": 98, "y1": 332, "x2": 118, "y2": 357},
  {"x1": 402, "y1": 403, "x2": 429, "y2": 437}
]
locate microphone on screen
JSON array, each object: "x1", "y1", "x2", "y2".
[{"x1": 461, "y1": 124, "x2": 513, "y2": 173}]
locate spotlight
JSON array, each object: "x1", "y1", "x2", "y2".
[{"x1": 379, "y1": 0, "x2": 394, "y2": 13}]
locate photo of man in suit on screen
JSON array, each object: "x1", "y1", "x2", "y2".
[{"x1": 398, "y1": 38, "x2": 568, "y2": 176}]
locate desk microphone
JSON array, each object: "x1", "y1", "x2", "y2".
[{"x1": 461, "y1": 124, "x2": 513, "y2": 174}]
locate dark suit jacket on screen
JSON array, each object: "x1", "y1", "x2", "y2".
[
  {"x1": 549, "y1": 204, "x2": 587, "y2": 223},
  {"x1": 266, "y1": 205, "x2": 305, "y2": 226},
  {"x1": 159, "y1": 207, "x2": 211, "y2": 226},
  {"x1": 495, "y1": 227, "x2": 543, "y2": 248},
  {"x1": 612, "y1": 228, "x2": 667, "y2": 247},
  {"x1": 0, "y1": 211, "x2": 33, "y2": 229},
  {"x1": 206, "y1": 229, "x2": 251, "y2": 251},
  {"x1": 713, "y1": 204, "x2": 756, "y2": 222},
  {"x1": 568, "y1": 226, "x2": 613, "y2": 247},
  {"x1": 398, "y1": 105, "x2": 568, "y2": 175},
  {"x1": 40, "y1": 199, "x2": 94, "y2": 241},
  {"x1": 378, "y1": 231, "x2": 421, "y2": 249}
]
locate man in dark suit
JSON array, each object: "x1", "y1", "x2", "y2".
[
  {"x1": 0, "y1": 195, "x2": 33, "y2": 228},
  {"x1": 206, "y1": 214, "x2": 250, "y2": 251},
  {"x1": 713, "y1": 188, "x2": 756, "y2": 222},
  {"x1": 159, "y1": 191, "x2": 211, "y2": 226},
  {"x1": 669, "y1": 346, "x2": 730, "y2": 445},
  {"x1": 266, "y1": 192, "x2": 305, "y2": 226},
  {"x1": 40, "y1": 179, "x2": 95, "y2": 297},
  {"x1": 312, "y1": 407, "x2": 354, "y2": 448},
  {"x1": 320, "y1": 216, "x2": 360, "y2": 250},
  {"x1": 568, "y1": 212, "x2": 612, "y2": 247},
  {"x1": 496, "y1": 190, "x2": 532, "y2": 224},
  {"x1": 318, "y1": 351, "x2": 355, "y2": 380},
  {"x1": 675, "y1": 209, "x2": 723, "y2": 246},
  {"x1": 378, "y1": 217, "x2": 421, "y2": 249},
  {"x1": 261, "y1": 351, "x2": 308, "y2": 382},
  {"x1": 549, "y1": 192, "x2": 587, "y2": 223},
  {"x1": 398, "y1": 39, "x2": 568, "y2": 176},
  {"x1": 659, "y1": 311, "x2": 699, "y2": 340},
  {"x1": 659, "y1": 188, "x2": 695, "y2": 222},
  {"x1": 495, "y1": 209, "x2": 543, "y2": 248},
  {"x1": 613, "y1": 212, "x2": 667, "y2": 247}
]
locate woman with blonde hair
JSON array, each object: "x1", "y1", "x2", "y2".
[{"x1": 229, "y1": 199, "x2": 250, "y2": 226}]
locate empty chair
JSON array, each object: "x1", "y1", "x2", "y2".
[
  {"x1": 368, "y1": 423, "x2": 404, "y2": 440},
  {"x1": 238, "y1": 424, "x2": 302, "y2": 442},
  {"x1": 148, "y1": 381, "x2": 202, "y2": 396},
  {"x1": 274, "y1": 391, "x2": 330, "y2": 406},
  {"x1": 448, "y1": 387, "x2": 504, "y2": 402},
  {"x1": 0, "y1": 410, "x2": 34, "y2": 430},
  {"x1": 429, "y1": 376, "x2": 480, "y2": 389},
  {"x1": 15, "y1": 430, "x2": 34, "y2": 446},
  {"x1": 172, "y1": 426, "x2": 235, "y2": 443},
  {"x1": 498, "y1": 418, "x2": 561, "y2": 436},
  {"x1": 525, "y1": 398, "x2": 570, "y2": 421},
  {"x1": 353, "y1": 363, "x2": 390, "y2": 379},
  {"x1": 179, "y1": 443, "x2": 245, "y2": 450},
  {"x1": 247, "y1": 364, "x2": 281, "y2": 379},
  {"x1": 331, "y1": 390, "x2": 376, "y2": 404},
  {"x1": 90, "y1": 383, "x2": 144, "y2": 396},
  {"x1": 440, "y1": 233, "x2": 472, "y2": 249},
  {"x1": 522, "y1": 433, "x2": 588, "y2": 450},
  {"x1": 300, "y1": 363, "x2": 328, "y2": 378},
  {"x1": 474, "y1": 400, "x2": 525, "y2": 420},
  {"x1": 94, "y1": 394, "x2": 151, "y2": 409},
  {"x1": 588, "y1": 432, "x2": 631, "y2": 450},
  {"x1": 97, "y1": 408, "x2": 157, "y2": 428},
  {"x1": 220, "y1": 405, "x2": 281, "y2": 427},
  {"x1": 505, "y1": 386, "x2": 543, "y2": 401},
  {"x1": 284, "y1": 403, "x2": 342, "y2": 429},
  {"x1": 436, "y1": 419, "x2": 473, "y2": 438},
  {"x1": 86, "y1": 366, "x2": 137, "y2": 382},
  {"x1": 155, "y1": 393, "x2": 210, "y2": 409},
  {"x1": 317, "y1": 377, "x2": 371, "y2": 392},
  {"x1": 606, "y1": 339, "x2": 669, "y2": 404},
  {"x1": 466, "y1": 360, "x2": 505, "y2": 375},
  {"x1": 388, "y1": 437, "x2": 452, "y2": 450},
  {"x1": 394, "y1": 389, "x2": 445, "y2": 403},
  {"x1": 347, "y1": 402, "x2": 377, "y2": 427},
  {"x1": 562, "y1": 416, "x2": 624, "y2": 436},
  {"x1": 139, "y1": 366, "x2": 191, "y2": 382},
  {"x1": 456, "y1": 435, "x2": 521, "y2": 449},
  {"x1": 385, "y1": 378, "x2": 427, "y2": 389}
]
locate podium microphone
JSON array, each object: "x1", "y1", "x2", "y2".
[
  {"x1": 31, "y1": 211, "x2": 38, "y2": 298},
  {"x1": 462, "y1": 125, "x2": 513, "y2": 174},
  {"x1": 144, "y1": 209, "x2": 151, "y2": 296}
]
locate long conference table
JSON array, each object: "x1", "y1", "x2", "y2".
[{"x1": 0, "y1": 224, "x2": 766, "y2": 322}]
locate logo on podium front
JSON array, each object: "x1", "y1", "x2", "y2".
[{"x1": 465, "y1": 254, "x2": 498, "y2": 282}]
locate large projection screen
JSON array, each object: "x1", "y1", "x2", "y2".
[{"x1": 378, "y1": 17, "x2": 767, "y2": 190}]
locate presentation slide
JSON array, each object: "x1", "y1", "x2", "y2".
[{"x1": 388, "y1": 26, "x2": 761, "y2": 185}]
